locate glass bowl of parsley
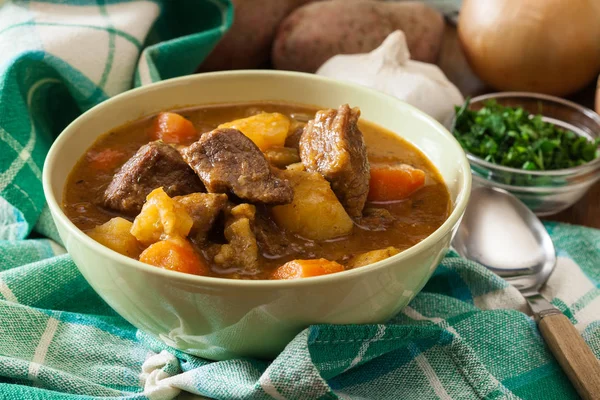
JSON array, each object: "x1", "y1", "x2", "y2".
[{"x1": 452, "y1": 92, "x2": 600, "y2": 216}]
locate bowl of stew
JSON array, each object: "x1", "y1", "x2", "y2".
[{"x1": 43, "y1": 71, "x2": 471, "y2": 360}]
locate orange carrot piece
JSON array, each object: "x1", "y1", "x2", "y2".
[
  {"x1": 151, "y1": 112, "x2": 197, "y2": 144},
  {"x1": 270, "y1": 259, "x2": 345, "y2": 280},
  {"x1": 87, "y1": 148, "x2": 126, "y2": 172},
  {"x1": 139, "y1": 237, "x2": 209, "y2": 275},
  {"x1": 368, "y1": 164, "x2": 426, "y2": 202}
]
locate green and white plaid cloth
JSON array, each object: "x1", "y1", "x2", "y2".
[{"x1": 0, "y1": 1, "x2": 599, "y2": 399}]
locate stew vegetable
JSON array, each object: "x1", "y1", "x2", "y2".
[{"x1": 64, "y1": 102, "x2": 450, "y2": 280}]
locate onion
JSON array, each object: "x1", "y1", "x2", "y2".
[{"x1": 458, "y1": 0, "x2": 600, "y2": 96}]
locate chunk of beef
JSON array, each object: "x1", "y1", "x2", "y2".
[
  {"x1": 356, "y1": 208, "x2": 396, "y2": 231},
  {"x1": 181, "y1": 128, "x2": 293, "y2": 204},
  {"x1": 299, "y1": 104, "x2": 370, "y2": 218},
  {"x1": 213, "y1": 203, "x2": 259, "y2": 272},
  {"x1": 284, "y1": 124, "x2": 304, "y2": 150},
  {"x1": 174, "y1": 193, "x2": 228, "y2": 242},
  {"x1": 103, "y1": 141, "x2": 204, "y2": 215},
  {"x1": 254, "y1": 209, "x2": 297, "y2": 259}
]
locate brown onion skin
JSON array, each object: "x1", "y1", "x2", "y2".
[{"x1": 458, "y1": 0, "x2": 600, "y2": 97}]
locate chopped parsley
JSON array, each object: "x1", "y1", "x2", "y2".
[{"x1": 453, "y1": 99, "x2": 600, "y2": 171}]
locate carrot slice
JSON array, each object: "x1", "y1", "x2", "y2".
[
  {"x1": 87, "y1": 148, "x2": 126, "y2": 172},
  {"x1": 151, "y1": 112, "x2": 197, "y2": 144},
  {"x1": 270, "y1": 259, "x2": 345, "y2": 280},
  {"x1": 139, "y1": 236, "x2": 209, "y2": 275},
  {"x1": 368, "y1": 164, "x2": 426, "y2": 202}
]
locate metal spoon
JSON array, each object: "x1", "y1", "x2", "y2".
[{"x1": 452, "y1": 186, "x2": 600, "y2": 400}]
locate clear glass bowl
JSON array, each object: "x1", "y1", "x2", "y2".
[{"x1": 455, "y1": 92, "x2": 600, "y2": 216}]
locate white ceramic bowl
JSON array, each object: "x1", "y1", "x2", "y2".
[{"x1": 43, "y1": 71, "x2": 471, "y2": 360}]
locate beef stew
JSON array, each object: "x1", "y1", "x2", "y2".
[{"x1": 63, "y1": 102, "x2": 450, "y2": 280}]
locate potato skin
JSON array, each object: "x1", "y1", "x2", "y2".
[
  {"x1": 273, "y1": 0, "x2": 444, "y2": 72},
  {"x1": 272, "y1": 170, "x2": 353, "y2": 240},
  {"x1": 199, "y1": 0, "x2": 316, "y2": 71}
]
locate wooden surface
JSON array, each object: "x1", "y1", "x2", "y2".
[
  {"x1": 538, "y1": 313, "x2": 600, "y2": 400},
  {"x1": 438, "y1": 23, "x2": 600, "y2": 229}
]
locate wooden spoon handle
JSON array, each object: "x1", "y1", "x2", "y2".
[{"x1": 538, "y1": 312, "x2": 600, "y2": 400}]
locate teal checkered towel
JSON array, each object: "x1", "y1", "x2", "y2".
[{"x1": 0, "y1": 1, "x2": 599, "y2": 399}]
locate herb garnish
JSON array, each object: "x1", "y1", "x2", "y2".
[{"x1": 453, "y1": 99, "x2": 600, "y2": 171}]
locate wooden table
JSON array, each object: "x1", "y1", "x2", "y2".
[{"x1": 438, "y1": 23, "x2": 600, "y2": 229}]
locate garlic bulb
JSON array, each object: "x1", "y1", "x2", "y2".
[{"x1": 316, "y1": 30, "x2": 464, "y2": 123}]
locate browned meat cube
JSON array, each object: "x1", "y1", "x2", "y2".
[
  {"x1": 174, "y1": 193, "x2": 228, "y2": 242},
  {"x1": 356, "y1": 208, "x2": 396, "y2": 231},
  {"x1": 284, "y1": 124, "x2": 304, "y2": 149},
  {"x1": 180, "y1": 128, "x2": 293, "y2": 204},
  {"x1": 254, "y1": 209, "x2": 303, "y2": 260},
  {"x1": 103, "y1": 141, "x2": 204, "y2": 215},
  {"x1": 299, "y1": 104, "x2": 370, "y2": 218}
]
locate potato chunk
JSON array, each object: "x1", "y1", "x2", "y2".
[
  {"x1": 131, "y1": 187, "x2": 193, "y2": 246},
  {"x1": 87, "y1": 217, "x2": 140, "y2": 258},
  {"x1": 347, "y1": 247, "x2": 401, "y2": 268},
  {"x1": 272, "y1": 170, "x2": 353, "y2": 240},
  {"x1": 139, "y1": 236, "x2": 208, "y2": 275},
  {"x1": 285, "y1": 162, "x2": 305, "y2": 172},
  {"x1": 264, "y1": 146, "x2": 300, "y2": 168},
  {"x1": 218, "y1": 112, "x2": 290, "y2": 151}
]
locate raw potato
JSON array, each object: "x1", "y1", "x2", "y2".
[
  {"x1": 273, "y1": 0, "x2": 444, "y2": 72},
  {"x1": 199, "y1": 0, "x2": 316, "y2": 71},
  {"x1": 272, "y1": 170, "x2": 353, "y2": 240},
  {"x1": 87, "y1": 217, "x2": 140, "y2": 258},
  {"x1": 131, "y1": 187, "x2": 193, "y2": 246},
  {"x1": 348, "y1": 247, "x2": 400, "y2": 268}
]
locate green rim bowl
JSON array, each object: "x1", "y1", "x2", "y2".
[{"x1": 43, "y1": 71, "x2": 472, "y2": 360}]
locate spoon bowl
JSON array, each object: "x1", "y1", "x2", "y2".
[
  {"x1": 452, "y1": 186, "x2": 555, "y2": 296},
  {"x1": 452, "y1": 185, "x2": 600, "y2": 399}
]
